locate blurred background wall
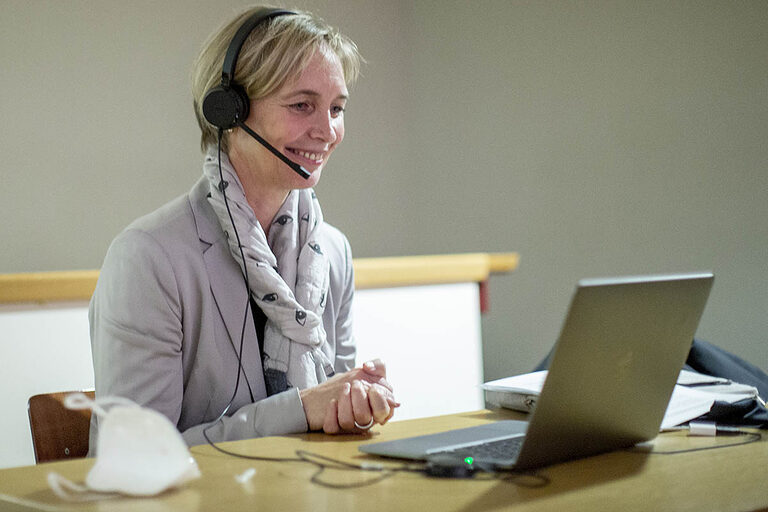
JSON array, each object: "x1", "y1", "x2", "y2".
[{"x1": 2, "y1": 0, "x2": 766, "y2": 380}]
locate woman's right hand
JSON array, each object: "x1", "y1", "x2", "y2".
[{"x1": 299, "y1": 359, "x2": 399, "y2": 433}]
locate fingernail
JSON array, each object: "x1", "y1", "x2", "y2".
[
  {"x1": 364, "y1": 361, "x2": 375, "y2": 370},
  {"x1": 344, "y1": 382, "x2": 351, "y2": 393}
]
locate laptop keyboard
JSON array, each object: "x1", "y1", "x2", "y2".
[{"x1": 433, "y1": 435, "x2": 525, "y2": 460}]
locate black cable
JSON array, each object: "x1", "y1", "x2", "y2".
[
  {"x1": 291, "y1": 429, "x2": 762, "y2": 488},
  {"x1": 291, "y1": 451, "x2": 549, "y2": 488},
  {"x1": 294, "y1": 450, "x2": 398, "y2": 489},
  {"x1": 285, "y1": 429, "x2": 760, "y2": 489},
  {"x1": 202, "y1": 129, "x2": 262, "y2": 449},
  {"x1": 627, "y1": 431, "x2": 762, "y2": 455},
  {"x1": 496, "y1": 471, "x2": 552, "y2": 487},
  {"x1": 203, "y1": 442, "x2": 302, "y2": 463},
  {"x1": 216, "y1": 131, "x2": 257, "y2": 403}
]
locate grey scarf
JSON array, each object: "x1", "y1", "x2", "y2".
[{"x1": 203, "y1": 147, "x2": 333, "y2": 395}]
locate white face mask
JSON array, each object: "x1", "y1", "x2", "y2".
[{"x1": 48, "y1": 393, "x2": 201, "y2": 500}]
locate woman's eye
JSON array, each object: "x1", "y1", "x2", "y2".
[
  {"x1": 291, "y1": 102, "x2": 311, "y2": 112},
  {"x1": 331, "y1": 105, "x2": 346, "y2": 117}
]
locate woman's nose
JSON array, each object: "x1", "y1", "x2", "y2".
[{"x1": 310, "y1": 111, "x2": 338, "y2": 144}]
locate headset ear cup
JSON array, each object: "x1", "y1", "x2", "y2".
[{"x1": 202, "y1": 84, "x2": 250, "y2": 129}]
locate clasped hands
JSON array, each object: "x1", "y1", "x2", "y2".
[{"x1": 300, "y1": 359, "x2": 399, "y2": 434}]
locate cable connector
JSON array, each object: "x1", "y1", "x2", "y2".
[{"x1": 688, "y1": 421, "x2": 746, "y2": 437}]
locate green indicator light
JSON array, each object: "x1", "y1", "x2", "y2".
[{"x1": 464, "y1": 456, "x2": 474, "y2": 465}]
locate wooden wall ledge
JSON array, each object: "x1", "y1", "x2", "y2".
[
  {"x1": 354, "y1": 252, "x2": 518, "y2": 289},
  {"x1": 0, "y1": 252, "x2": 518, "y2": 304}
]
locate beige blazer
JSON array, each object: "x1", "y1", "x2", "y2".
[{"x1": 89, "y1": 176, "x2": 355, "y2": 448}]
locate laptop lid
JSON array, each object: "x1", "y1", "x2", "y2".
[
  {"x1": 513, "y1": 272, "x2": 714, "y2": 469},
  {"x1": 359, "y1": 272, "x2": 714, "y2": 470}
]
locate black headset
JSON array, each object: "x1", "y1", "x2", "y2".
[
  {"x1": 201, "y1": 8, "x2": 309, "y2": 178},
  {"x1": 202, "y1": 7, "x2": 294, "y2": 130}
]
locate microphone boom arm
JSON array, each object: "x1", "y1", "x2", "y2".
[{"x1": 236, "y1": 121, "x2": 311, "y2": 179}]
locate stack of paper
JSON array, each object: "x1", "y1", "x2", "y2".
[{"x1": 482, "y1": 370, "x2": 759, "y2": 430}]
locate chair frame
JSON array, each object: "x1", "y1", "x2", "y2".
[{"x1": 27, "y1": 390, "x2": 94, "y2": 463}]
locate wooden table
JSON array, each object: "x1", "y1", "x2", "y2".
[{"x1": 1, "y1": 408, "x2": 766, "y2": 512}]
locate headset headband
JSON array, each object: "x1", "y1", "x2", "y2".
[{"x1": 220, "y1": 8, "x2": 295, "y2": 87}]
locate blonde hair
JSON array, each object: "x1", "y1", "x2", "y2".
[{"x1": 191, "y1": 6, "x2": 362, "y2": 153}]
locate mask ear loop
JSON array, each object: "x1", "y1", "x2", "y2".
[
  {"x1": 63, "y1": 392, "x2": 139, "y2": 418},
  {"x1": 47, "y1": 472, "x2": 120, "y2": 502}
]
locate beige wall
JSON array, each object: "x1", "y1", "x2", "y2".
[{"x1": 1, "y1": 0, "x2": 766, "y2": 379}]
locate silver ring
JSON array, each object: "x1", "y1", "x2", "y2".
[{"x1": 354, "y1": 418, "x2": 374, "y2": 430}]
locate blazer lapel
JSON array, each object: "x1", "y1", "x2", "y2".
[{"x1": 189, "y1": 177, "x2": 256, "y2": 352}]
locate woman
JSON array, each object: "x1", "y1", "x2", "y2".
[{"x1": 89, "y1": 6, "x2": 397, "y2": 449}]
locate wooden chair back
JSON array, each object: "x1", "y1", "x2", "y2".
[{"x1": 27, "y1": 390, "x2": 94, "y2": 463}]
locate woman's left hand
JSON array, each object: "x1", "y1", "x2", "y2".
[
  {"x1": 300, "y1": 359, "x2": 399, "y2": 434},
  {"x1": 321, "y1": 378, "x2": 397, "y2": 434}
]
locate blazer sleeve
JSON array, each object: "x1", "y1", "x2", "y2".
[
  {"x1": 178, "y1": 388, "x2": 307, "y2": 447},
  {"x1": 89, "y1": 228, "x2": 186, "y2": 426},
  {"x1": 89, "y1": 228, "x2": 307, "y2": 449}
]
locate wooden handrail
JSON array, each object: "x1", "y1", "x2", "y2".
[
  {"x1": 353, "y1": 252, "x2": 518, "y2": 289},
  {"x1": 0, "y1": 252, "x2": 518, "y2": 304},
  {"x1": 0, "y1": 270, "x2": 101, "y2": 305}
]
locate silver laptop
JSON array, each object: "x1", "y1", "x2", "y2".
[{"x1": 359, "y1": 272, "x2": 714, "y2": 470}]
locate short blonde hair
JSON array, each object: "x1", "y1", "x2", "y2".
[{"x1": 191, "y1": 6, "x2": 362, "y2": 152}]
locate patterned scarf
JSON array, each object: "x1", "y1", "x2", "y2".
[{"x1": 203, "y1": 147, "x2": 333, "y2": 395}]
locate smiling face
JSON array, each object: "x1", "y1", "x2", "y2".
[{"x1": 228, "y1": 45, "x2": 348, "y2": 197}]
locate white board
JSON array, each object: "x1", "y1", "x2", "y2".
[
  {"x1": 353, "y1": 282, "x2": 484, "y2": 422},
  {"x1": 0, "y1": 303, "x2": 94, "y2": 469}
]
